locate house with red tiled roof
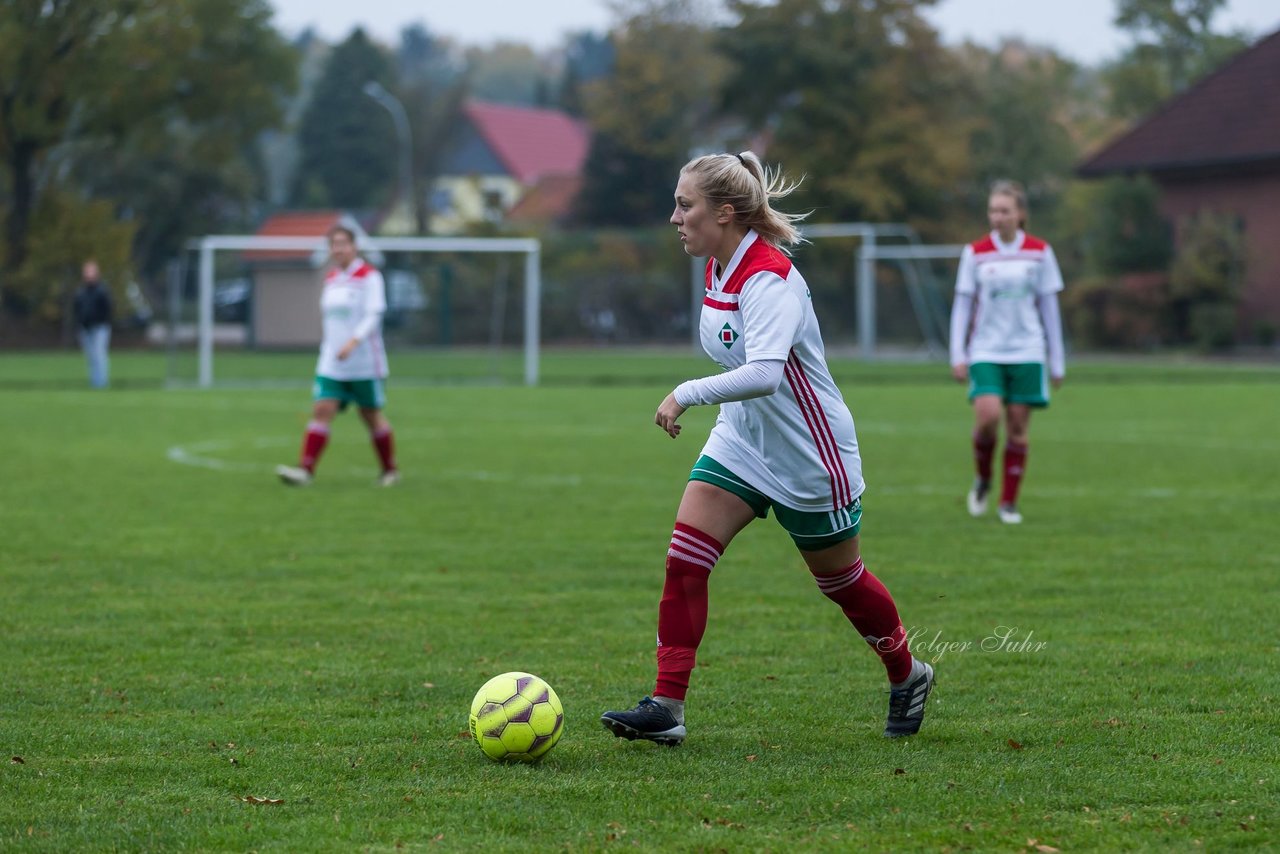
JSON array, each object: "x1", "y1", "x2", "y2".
[
  {"x1": 1077, "y1": 28, "x2": 1280, "y2": 338},
  {"x1": 430, "y1": 100, "x2": 590, "y2": 232}
]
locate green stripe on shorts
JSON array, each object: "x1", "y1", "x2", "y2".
[
  {"x1": 689, "y1": 455, "x2": 770, "y2": 517},
  {"x1": 689, "y1": 455, "x2": 863, "y2": 550}
]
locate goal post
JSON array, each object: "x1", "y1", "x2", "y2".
[
  {"x1": 186, "y1": 234, "x2": 541, "y2": 387},
  {"x1": 856, "y1": 242, "x2": 964, "y2": 358}
]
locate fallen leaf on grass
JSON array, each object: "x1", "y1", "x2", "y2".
[
  {"x1": 894, "y1": 768, "x2": 906, "y2": 775},
  {"x1": 745, "y1": 755, "x2": 757, "y2": 762},
  {"x1": 241, "y1": 796, "x2": 284, "y2": 805},
  {"x1": 1007, "y1": 739, "x2": 1024, "y2": 750},
  {"x1": 10, "y1": 756, "x2": 24, "y2": 764}
]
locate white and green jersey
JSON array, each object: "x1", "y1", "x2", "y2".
[
  {"x1": 692, "y1": 230, "x2": 864, "y2": 513},
  {"x1": 950, "y1": 229, "x2": 1065, "y2": 373},
  {"x1": 316, "y1": 258, "x2": 388, "y2": 380}
]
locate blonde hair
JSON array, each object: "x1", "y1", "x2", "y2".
[
  {"x1": 681, "y1": 152, "x2": 809, "y2": 251},
  {"x1": 989, "y1": 179, "x2": 1028, "y2": 228}
]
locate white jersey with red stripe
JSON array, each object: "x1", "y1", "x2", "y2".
[
  {"x1": 952, "y1": 230, "x2": 1064, "y2": 365},
  {"x1": 695, "y1": 230, "x2": 864, "y2": 513},
  {"x1": 315, "y1": 258, "x2": 389, "y2": 380}
]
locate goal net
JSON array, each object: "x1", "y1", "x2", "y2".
[{"x1": 166, "y1": 235, "x2": 541, "y2": 388}]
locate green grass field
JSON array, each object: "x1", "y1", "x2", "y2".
[{"x1": 2, "y1": 351, "x2": 1277, "y2": 851}]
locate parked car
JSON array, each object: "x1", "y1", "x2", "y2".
[{"x1": 213, "y1": 278, "x2": 251, "y2": 323}]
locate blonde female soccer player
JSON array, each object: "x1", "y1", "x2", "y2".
[
  {"x1": 600, "y1": 152, "x2": 934, "y2": 746},
  {"x1": 277, "y1": 224, "x2": 399, "y2": 487},
  {"x1": 949, "y1": 180, "x2": 1066, "y2": 524}
]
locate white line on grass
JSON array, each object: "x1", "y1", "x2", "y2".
[{"x1": 166, "y1": 438, "x2": 584, "y2": 486}]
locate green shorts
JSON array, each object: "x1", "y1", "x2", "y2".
[
  {"x1": 313, "y1": 375, "x2": 386, "y2": 410},
  {"x1": 689, "y1": 455, "x2": 862, "y2": 551},
  {"x1": 968, "y1": 362, "x2": 1049, "y2": 408}
]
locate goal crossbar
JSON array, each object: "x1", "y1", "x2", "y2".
[{"x1": 188, "y1": 234, "x2": 542, "y2": 387}]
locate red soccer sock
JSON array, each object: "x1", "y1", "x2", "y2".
[
  {"x1": 1001, "y1": 442, "x2": 1028, "y2": 506},
  {"x1": 973, "y1": 431, "x2": 996, "y2": 483},
  {"x1": 372, "y1": 425, "x2": 396, "y2": 473},
  {"x1": 654, "y1": 523, "x2": 723, "y2": 701},
  {"x1": 814, "y1": 558, "x2": 913, "y2": 684},
  {"x1": 300, "y1": 422, "x2": 330, "y2": 473}
]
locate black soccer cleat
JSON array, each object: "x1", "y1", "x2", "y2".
[
  {"x1": 884, "y1": 661, "x2": 934, "y2": 738},
  {"x1": 601, "y1": 696, "x2": 687, "y2": 746}
]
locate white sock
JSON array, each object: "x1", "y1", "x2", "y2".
[
  {"x1": 891, "y1": 658, "x2": 924, "y2": 689},
  {"x1": 652, "y1": 695, "x2": 685, "y2": 724}
]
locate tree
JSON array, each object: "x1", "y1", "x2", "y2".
[
  {"x1": 464, "y1": 42, "x2": 550, "y2": 106},
  {"x1": 0, "y1": 0, "x2": 296, "y2": 316},
  {"x1": 292, "y1": 28, "x2": 396, "y2": 209},
  {"x1": 574, "y1": 1, "x2": 727, "y2": 227},
  {"x1": 717, "y1": 0, "x2": 970, "y2": 232},
  {"x1": 957, "y1": 41, "x2": 1083, "y2": 212},
  {"x1": 394, "y1": 24, "x2": 470, "y2": 234},
  {"x1": 1169, "y1": 210, "x2": 1245, "y2": 348},
  {"x1": 558, "y1": 32, "x2": 614, "y2": 116},
  {"x1": 1104, "y1": 0, "x2": 1251, "y2": 119},
  {"x1": 16, "y1": 191, "x2": 136, "y2": 330}
]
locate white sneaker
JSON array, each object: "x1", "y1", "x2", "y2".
[
  {"x1": 276, "y1": 464, "x2": 313, "y2": 486},
  {"x1": 966, "y1": 479, "x2": 990, "y2": 517},
  {"x1": 376, "y1": 470, "x2": 400, "y2": 487},
  {"x1": 997, "y1": 503, "x2": 1022, "y2": 524}
]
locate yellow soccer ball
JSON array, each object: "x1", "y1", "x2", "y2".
[{"x1": 468, "y1": 672, "x2": 564, "y2": 762}]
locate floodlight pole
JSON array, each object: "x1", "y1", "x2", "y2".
[{"x1": 363, "y1": 81, "x2": 413, "y2": 226}]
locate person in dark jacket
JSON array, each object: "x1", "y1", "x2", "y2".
[{"x1": 73, "y1": 259, "x2": 113, "y2": 388}]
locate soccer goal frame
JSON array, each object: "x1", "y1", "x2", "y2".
[
  {"x1": 688, "y1": 223, "x2": 961, "y2": 358},
  {"x1": 187, "y1": 235, "x2": 541, "y2": 387}
]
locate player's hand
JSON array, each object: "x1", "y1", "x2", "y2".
[
  {"x1": 1051, "y1": 375, "x2": 1064, "y2": 390},
  {"x1": 655, "y1": 393, "x2": 687, "y2": 438},
  {"x1": 950, "y1": 363, "x2": 968, "y2": 383},
  {"x1": 337, "y1": 338, "x2": 358, "y2": 360}
]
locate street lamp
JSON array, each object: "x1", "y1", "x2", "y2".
[{"x1": 362, "y1": 81, "x2": 414, "y2": 230}]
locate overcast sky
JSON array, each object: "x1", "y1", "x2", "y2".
[{"x1": 267, "y1": 0, "x2": 1280, "y2": 65}]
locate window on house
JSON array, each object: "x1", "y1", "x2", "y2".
[
  {"x1": 430, "y1": 188, "x2": 453, "y2": 215},
  {"x1": 483, "y1": 189, "x2": 505, "y2": 223}
]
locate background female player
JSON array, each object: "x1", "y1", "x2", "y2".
[
  {"x1": 277, "y1": 224, "x2": 399, "y2": 487},
  {"x1": 949, "y1": 179, "x2": 1066, "y2": 524},
  {"x1": 600, "y1": 152, "x2": 934, "y2": 746}
]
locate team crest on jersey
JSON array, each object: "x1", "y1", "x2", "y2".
[{"x1": 719, "y1": 322, "x2": 739, "y2": 349}]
